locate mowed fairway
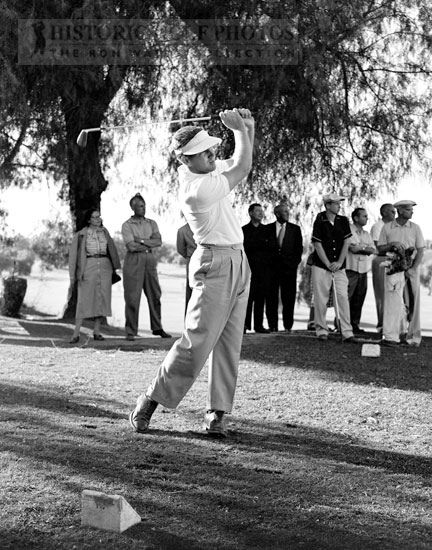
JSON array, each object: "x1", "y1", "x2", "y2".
[{"x1": 1, "y1": 265, "x2": 432, "y2": 549}]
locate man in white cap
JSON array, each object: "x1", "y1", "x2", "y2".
[
  {"x1": 129, "y1": 108, "x2": 254, "y2": 437},
  {"x1": 377, "y1": 200, "x2": 425, "y2": 347},
  {"x1": 370, "y1": 203, "x2": 396, "y2": 333},
  {"x1": 311, "y1": 193, "x2": 357, "y2": 343}
]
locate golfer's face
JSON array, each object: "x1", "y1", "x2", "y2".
[{"x1": 186, "y1": 146, "x2": 217, "y2": 174}]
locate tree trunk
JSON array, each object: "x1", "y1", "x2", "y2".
[
  {"x1": 1, "y1": 276, "x2": 27, "y2": 318},
  {"x1": 60, "y1": 67, "x2": 127, "y2": 320}
]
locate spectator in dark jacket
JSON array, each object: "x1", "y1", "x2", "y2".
[
  {"x1": 266, "y1": 203, "x2": 303, "y2": 332},
  {"x1": 242, "y1": 203, "x2": 271, "y2": 333}
]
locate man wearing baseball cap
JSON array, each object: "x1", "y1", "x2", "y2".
[
  {"x1": 377, "y1": 199, "x2": 425, "y2": 347},
  {"x1": 129, "y1": 108, "x2": 254, "y2": 437},
  {"x1": 311, "y1": 192, "x2": 357, "y2": 343}
]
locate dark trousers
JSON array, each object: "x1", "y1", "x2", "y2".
[
  {"x1": 346, "y1": 269, "x2": 368, "y2": 328},
  {"x1": 267, "y1": 268, "x2": 298, "y2": 331},
  {"x1": 123, "y1": 251, "x2": 162, "y2": 335},
  {"x1": 184, "y1": 258, "x2": 192, "y2": 316},
  {"x1": 244, "y1": 269, "x2": 268, "y2": 330}
]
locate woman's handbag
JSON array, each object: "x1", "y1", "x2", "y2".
[{"x1": 112, "y1": 272, "x2": 121, "y2": 285}]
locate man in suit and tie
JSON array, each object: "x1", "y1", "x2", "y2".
[{"x1": 266, "y1": 203, "x2": 303, "y2": 332}]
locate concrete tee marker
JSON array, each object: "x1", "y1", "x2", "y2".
[
  {"x1": 361, "y1": 344, "x2": 381, "y2": 357},
  {"x1": 81, "y1": 490, "x2": 141, "y2": 533}
]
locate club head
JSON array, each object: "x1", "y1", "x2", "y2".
[{"x1": 76, "y1": 130, "x2": 88, "y2": 147}]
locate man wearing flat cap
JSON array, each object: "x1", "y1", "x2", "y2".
[
  {"x1": 377, "y1": 199, "x2": 425, "y2": 347},
  {"x1": 311, "y1": 193, "x2": 357, "y2": 343}
]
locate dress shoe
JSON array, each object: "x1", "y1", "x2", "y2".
[
  {"x1": 353, "y1": 326, "x2": 366, "y2": 334},
  {"x1": 152, "y1": 329, "x2": 172, "y2": 338},
  {"x1": 269, "y1": 327, "x2": 278, "y2": 332},
  {"x1": 69, "y1": 336, "x2": 79, "y2": 344},
  {"x1": 129, "y1": 395, "x2": 158, "y2": 433},
  {"x1": 255, "y1": 327, "x2": 270, "y2": 334},
  {"x1": 318, "y1": 334, "x2": 328, "y2": 341},
  {"x1": 93, "y1": 334, "x2": 105, "y2": 341},
  {"x1": 381, "y1": 339, "x2": 399, "y2": 347},
  {"x1": 125, "y1": 334, "x2": 135, "y2": 341},
  {"x1": 343, "y1": 336, "x2": 360, "y2": 344},
  {"x1": 399, "y1": 332, "x2": 408, "y2": 345},
  {"x1": 204, "y1": 410, "x2": 227, "y2": 438}
]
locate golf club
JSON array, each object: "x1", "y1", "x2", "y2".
[
  {"x1": 331, "y1": 273, "x2": 343, "y2": 342},
  {"x1": 76, "y1": 116, "x2": 213, "y2": 147}
]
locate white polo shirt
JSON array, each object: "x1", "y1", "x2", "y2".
[{"x1": 178, "y1": 159, "x2": 243, "y2": 246}]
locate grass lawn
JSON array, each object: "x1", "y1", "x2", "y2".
[{"x1": 1, "y1": 330, "x2": 432, "y2": 549}]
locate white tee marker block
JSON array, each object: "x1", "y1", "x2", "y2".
[
  {"x1": 81, "y1": 490, "x2": 141, "y2": 533},
  {"x1": 361, "y1": 344, "x2": 381, "y2": 357}
]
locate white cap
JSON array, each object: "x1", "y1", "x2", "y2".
[
  {"x1": 174, "y1": 130, "x2": 221, "y2": 156},
  {"x1": 323, "y1": 192, "x2": 345, "y2": 203},
  {"x1": 394, "y1": 200, "x2": 416, "y2": 208}
]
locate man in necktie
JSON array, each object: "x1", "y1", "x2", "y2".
[
  {"x1": 277, "y1": 221, "x2": 286, "y2": 249},
  {"x1": 266, "y1": 203, "x2": 303, "y2": 332}
]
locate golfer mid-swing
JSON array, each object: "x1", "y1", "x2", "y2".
[{"x1": 129, "y1": 108, "x2": 254, "y2": 437}]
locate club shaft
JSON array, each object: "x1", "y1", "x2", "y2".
[{"x1": 84, "y1": 116, "x2": 212, "y2": 134}]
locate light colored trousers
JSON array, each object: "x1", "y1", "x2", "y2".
[
  {"x1": 383, "y1": 270, "x2": 421, "y2": 344},
  {"x1": 372, "y1": 255, "x2": 387, "y2": 331},
  {"x1": 312, "y1": 266, "x2": 353, "y2": 339},
  {"x1": 147, "y1": 244, "x2": 251, "y2": 412}
]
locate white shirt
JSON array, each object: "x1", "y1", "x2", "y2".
[
  {"x1": 370, "y1": 219, "x2": 384, "y2": 244},
  {"x1": 378, "y1": 220, "x2": 425, "y2": 258},
  {"x1": 346, "y1": 223, "x2": 375, "y2": 273},
  {"x1": 178, "y1": 159, "x2": 243, "y2": 246}
]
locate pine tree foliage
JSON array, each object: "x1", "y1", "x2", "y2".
[{"x1": 1, "y1": 0, "x2": 432, "y2": 226}]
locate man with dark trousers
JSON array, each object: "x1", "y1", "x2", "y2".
[
  {"x1": 121, "y1": 194, "x2": 171, "y2": 340},
  {"x1": 242, "y1": 203, "x2": 271, "y2": 333},
  {"x1": 266, "y1": 203, "x2": 303, "y2": 332}
]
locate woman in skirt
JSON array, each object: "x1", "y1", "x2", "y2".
[{"x1": 68, "y1": 208, "x2": 121, "y2": 343}]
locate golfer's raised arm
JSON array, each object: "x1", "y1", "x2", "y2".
[{"x1": 220, "y1": 108, "x2": 254, "y2": 190}]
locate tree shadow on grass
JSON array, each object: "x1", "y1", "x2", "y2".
[
  {"x1": 240, "y1": 332, "x2": 432, "y2": 393},
  {"x1": 1, "y1": 322, "x2": 431, "y2": 392},
  {"x1": 1, "y1": 387, "x2": 432, "y2": 549},
  {"x1": 0, "y1": 382, "x2": 125, "y2": 419},
  {"x1": 0, "y1": 315, "x2": 178, "y2": 350}
]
